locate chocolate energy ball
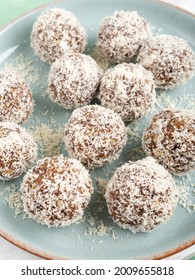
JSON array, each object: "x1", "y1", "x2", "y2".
[
  {"x1": 48, "y1": 53, "x2": 102, "y2": 109},
  {"x1": 0, "y1": 122, "x2": 37, "y2": 180},
  {"x1": 105, "y1": 157, "x2": 179, "y2": 233},
  {"x1": 0, "y1": 71, "x2": 34, "y2": 125},
  {"x1": 64, "y1": 105, "x2": 127, "y2": 169},
  {"x1": 31, "y1": 8, "x2": 87, "y2": 64},
  {"x1": 137, "y1": 35, "x2": 195, "y2": 89},
  {"x1": 20, "y1": 155, "x2": 93, "y2": 227},
  {"x1": 97, "y1": 10, "x2": 151, "y2": 63},
  {"x1": 142, "y1": 109, "x2": 195, "y2": 175},
  {"x1": 97, "y1": 63, "x2": 156, "y2": 122}
]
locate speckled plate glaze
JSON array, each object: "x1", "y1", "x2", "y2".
[{"x1": 0, "y1": 0, "x2": 195, "y2": 260}]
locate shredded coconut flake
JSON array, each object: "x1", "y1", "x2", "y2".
[
  {"x1": 28, "y1": 123, "x2": 64, "y2": 158},
  {"x1": 85, "y1": 216, "x2": 115, "y2": 237},
  {"x1": 3, "y1": 53, "x2": 41, "y2": 84},
  {"x1": 4, "y1": 187, "x2": 23, "y2": 217}
]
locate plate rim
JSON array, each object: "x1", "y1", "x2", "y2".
[
  {"x1": 0, "y1": 0, "x2": 194, "y2": 33},
  {"x1": 0, "y1": 0, "x2": 194, "y2": 260},
  {"x1": 0, "y1": 228, "x2": 194, "y2": 260}
]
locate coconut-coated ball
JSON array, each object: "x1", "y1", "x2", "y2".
[
  {"x1": 31, "y1": 8, "x2": 87, "y2": 64},
  {"x1": 0, "y1": 71, "x2": 34, "y2": 125},
  {"x1": 48, "y1": 53, "x2": 102, "y2": 109},
  {"x1": 64, "y1": 105, "x2": 127, "y2": 169},
  {"x1": 97, "y1": 63, "x2": 156, "y2": 122},
  {"x1": 105, "y1": 157, "x2": 179, "y2": 233},
  {"x1": 20, "y1": 155, "x2": 93, "y2": 227},
  {"x1": 142, "y1": 108, "x2": 195, "y2": 175},
  {"x1": 0, "y1": 122, "x2": 37, "y2": 180},
  {"x1": 97, "y1": 10, "x2": 151, "y2": 63},
  {"x1": 137, "y1": 35, "x2": 195, "y2": 89}
]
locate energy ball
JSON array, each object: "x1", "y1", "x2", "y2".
[
  {"x1": 20, "y1": 155, "x2": 93, "y2": 227},
  {"x1": 64, "y1": 105, "x2": 127, "y2": 169},
  {"x1": 105, "y1": 157, "x2": 179, "y2": 233},
  {"x1": 31, "y1": 8, "x2": 87, "y2": 64},
  {"x1": 97, "y1": 11, "x2": 151, "y2": 63},
  {"x1": 0, "y1": 71, "x2": 34, "y2": 125},
  {"x1": 48, "y1": 53, "x2": 102, "y2": 109},
  {"x1": 97, "y1": 63, "x2": 156, "y2": 122},
  {"x1": 137, "y1": 35, "x2": 195, "y2": 89},
  {"x1": 0, "y1": 122, "x2": 37, "y2": 180},
  {"x1": 142, "y1": 109, "x2": 195, "y2": 175}
]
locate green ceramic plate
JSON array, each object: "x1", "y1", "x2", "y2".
[{"x1": 0, "y1": 0, "x2": 195, "y2": 260}]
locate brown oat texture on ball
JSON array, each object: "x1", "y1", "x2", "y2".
[
  {"x1": 105, "y1": 157, "x2": 179, "y2": 233},
  {"x1": 142, "y1": 108, "x2": 195, "y2": 175},
  {"x1": 0, "y1": 122, "x2": 37, "y2": 180},
  {"x1": 64, "y1": 105, "x2": 127, "y2": 169},
  {"x1": 0, "y1": 71, "x2": 34, "y2": 125},
  {"x1": 31, "y1": 8, "x2": 87, "y2": 64},
  {"x1": 48, "y1": 52, "x2": 102, "y2": 109},
  {"x1": 98, "y1": 10, "x2": 151, "y2": 63},
  {"x1": 137, "y1": 35, "x2": 195, "y2": 89},
  {"x1": 20, "y1": 155, "x2": 93, "y2": 227},
  {"x1": 97, "y1": 63, "x2": 156, "y2": 122}
]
